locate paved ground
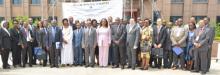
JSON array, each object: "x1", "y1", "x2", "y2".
[{"x1": 0, "y1": 54, "x2": 220, "y2": 75}]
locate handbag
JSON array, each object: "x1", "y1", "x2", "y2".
[
  {"x1": 151, "y1": 48, "x2": 163, "y2": 58},
  {"x1": 34, "y1": 47, "x2": 46, "y2": 60}
]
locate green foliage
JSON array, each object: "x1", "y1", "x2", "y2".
[{"x1": 215, "y1": 23, "x2": 220, "y2": 40}]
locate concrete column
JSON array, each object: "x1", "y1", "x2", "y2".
[
  {"x1": 23, "y1": 0, "x2": 29, "y2": 17},
  {"x1": 207, "y1": 0, "x2": 217, "y2": 24},
  {"x1": 183, "y1": 0, "x2": 192, "y2": 23},
  {"x1": 44, "y1": 0, "x2": 49, "y2": 19},
  {"x1": 5, "y1": 0, "x2": 12, "y2": 20}
]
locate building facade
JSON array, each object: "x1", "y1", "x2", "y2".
[{"x1": 0, "y1": 0, "x2": 220, "y2": 24}]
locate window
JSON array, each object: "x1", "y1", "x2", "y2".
[
  {"x1": 171, "y1": 0, "x2": 183, "y2": 3},
  {"x1": 0, "y1": 17, "x2": 4, "y2": 22},
  {"x1": 30, "y1": 0, "x2": 41, "y2": 4},
  {"x1": 193, "y1": 0, "x2": 208, "y2": 3},
  {"x1": 49, "y1": 0, "x2": 56, "y2": 4},
  {"x1": 170, "y1": 16, "x2": 182, "y2": 23},
  {"x1": 217, "y1": 16, "x2": 220, "y2": 24},
  {"x1": 0, "y1": 0, "x2": 3, "y2": 5},
  {"x1": 193, "y1": 16, "x2": 206, "y2": 22},
  {"x1": 12, "y1": 0, "x2": 21, "y2": 5}
]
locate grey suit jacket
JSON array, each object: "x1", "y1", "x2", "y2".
[
  {"x1": 206, "y1": 25, "x2": 215, "y2": 46},
  {"x1": 192, "y1": 27, "x2": 210, "y2": 51},
  {"x1": 47, "y1": 26, "x2": 62, "y2": 48},
  {"x1": 35, "y1": 28, "x2": 48, "y2": 48},
  {"x1": 111, "y1": 24, "x2": 126, "y2": 44},
  {"x1": 82, "y1": 27, "x2": 97, "y2": 48},
  {"x1": 170, "y1": 26, "x2": 188, "y2": 47},
  {"x1": 126, "y1": 24, "x2": 140, "y2": 49}
]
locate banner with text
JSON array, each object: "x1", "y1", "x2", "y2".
[{"x1": 62, "y1": 0, "x2": 123, "y2": 22}]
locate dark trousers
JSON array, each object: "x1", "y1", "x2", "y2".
[
  {"x1": 108, "y1": 44, "x2": 114, "y2": 65},
  {"x1": 172, "y1": 52, "x2": 185, "y2": 68},
  {"x1": 21, "y1": 42, "x2": 33, "y2": 67},
  {"x1": 127, "y1": 46, "x2": 136, "y2": 68},
  {"x1": 85, "y1": 46, "x2": 95, "y2": 66},
  {"x1": 95, "y1": 46, "x2": 99, "y2": 64},
  {"x1": 1, "y1": 48, "x2": 10, "y2": 68},
  {"x1": 12, "y1": 45, "x2": 22, "y2": 66},
  {"x1": 112, "y1": 43, "x2": 126, "y2": 66},
  {"x1": 49, "y1": 43, "x2": 59, "y2": 66},
  {"x1": 43, "y1": 47, "x2": 48, "y2": 66},
  {"x1": 163, "y1": 50, "x2": 173, "y2": 68},
  {"x1": 207, "y1": 46, "x2": 212, "y2": 70},
  {"x1": 193, "y1": 48, "x2": 208, "y2": 72},
  {"x1": 74, "y1": 46, "x2": 83, "y2": 65}
]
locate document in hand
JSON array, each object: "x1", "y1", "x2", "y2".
[{"x1": 172, "y1": 47, "x2": 183, "y2": 55}]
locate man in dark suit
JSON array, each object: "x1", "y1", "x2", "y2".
[
  {"x1": 152, "y1": 18, "x2": 166, "y2": 69},
  {"x1": 0, "y1": 21, "x2": 11, "y2": 69},
  {"x1": 20, "y1": 22, "x2": 34, "y2": 67},
  {"x1": 28, "y1": 18, "x2": 38, "y2": 65},
  {"x1": 191, "y1": 20, "x2": 210, "y2": 75},
  {"x1": 204, "y1": 17, "x2": 215, "y2": 71},
  {"x1": 48, "y1": 20, "x2": 62, "y2": 68},
  {"x1": 126, "y1": 18, "x2": 140, "y2": 70},
  {"x1": 111, "y1": 18, "x2": 127, "y2": 69},
  {"x1": 73, "y1": 22, "x2": 83, "y2": 66},
  {"x1": 10, "y1": 20, "x2": 22, "y2": 68},
  {"x1": 163, "y1": 21, "x2": 173, "y2": 68}
]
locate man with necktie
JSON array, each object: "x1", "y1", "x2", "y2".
[{"x1": 48, "y1": 20, "x2": 62, "y2": 68}]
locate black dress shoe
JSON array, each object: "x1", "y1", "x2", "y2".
[
  {"x1": 201, "y1": 71, "x2": 206, "y2": 75},
  {"x1": 85, "y1": 65, "x2": 89, "y2": 68},
  {"x1": 3, "y1": 67, "x2": 10, "y2": 69},
  {"x1": 121, "y1": 65, "x2": 124, "y2": 69},
  {"x1": 50, "y1": 66, "x2": 54, "y2": 68},
  {"x1": 112, "y1": 65, "x2": 119, "y2": 68},
  {"x1": 13, "y1": 65, "x2": 17, "y2": 68},
  {"x1": 29, "y1": 65, "x2": 33, "y2": 67},
  {"x1": 90, "y1": 65, "x2": 94, "y2": 68},
  {"x1": 132, "y1": 67, "x2": 135, "y2": 70},
  {"x1": 127, "y1": 66, "x2": 131, "y2": 68},
  {"x1": 191, "y1": 70, "x2": 199, "y2": 73}
]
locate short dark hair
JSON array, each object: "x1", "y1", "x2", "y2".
[
  {"x1": 62, "y1": 18, "x2": 68, "y2": 24},
  {"x1": 204, "y1": 17, "x2": 210, "y2": 21}
]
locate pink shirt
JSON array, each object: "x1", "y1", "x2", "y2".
[{"x1": 97, "y1": 27, "x2": 111, "y2": 47}]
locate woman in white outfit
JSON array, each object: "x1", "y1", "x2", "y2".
[{"x1": 61, "y1": 18, "x2": 74, "y2": 66}]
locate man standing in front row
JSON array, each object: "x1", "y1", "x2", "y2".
[
  {"x1": 111, "y1": 17, "x2": 127, "y2": 69},
  {"x1": 82, "y1": 20, "x2": 97, "y2": 68},
  {"x1": 191, "y1": 20, "x2": 210, "y2": 75},
  {"x1": 126, "y1": 18, "x2": 140, "y2": 70},
  {"x1": 48, "y1": 20, "x2": 62, "y2": 68}
]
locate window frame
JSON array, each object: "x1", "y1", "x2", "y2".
[
  {"x1": 30, "y1": 0, "x2": 41, "y2": 5},
  {"x1": 171, "y1": 0, "x2": 184, "y2": 4},
  {"x1": 12, "y1": 0, "x2": 22, "y2": 5},
  {"x1": 192, "y1": 0, "x2": 208, "y2": 4}
]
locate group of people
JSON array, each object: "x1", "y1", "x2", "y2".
[{"x1": 0, "y1": 16, "x2": 215, "y2": 75}]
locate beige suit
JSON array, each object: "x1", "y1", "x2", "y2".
[{"x1": 170, "y1": 26, "x2": 188, "y2": 47}]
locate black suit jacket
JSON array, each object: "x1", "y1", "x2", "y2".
[
  {"x1": 152, "y1": 25, "x2": 166, "y2": 47},
  {"x1": 164, "y1": 27, "x2": 172, "y2": 50},
  {"x1": 0, "y1": 28, "x2": 12, "y2": 49},
  {"x1": 10, "y1": 28, "x2": 21, "y2": 47}
]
